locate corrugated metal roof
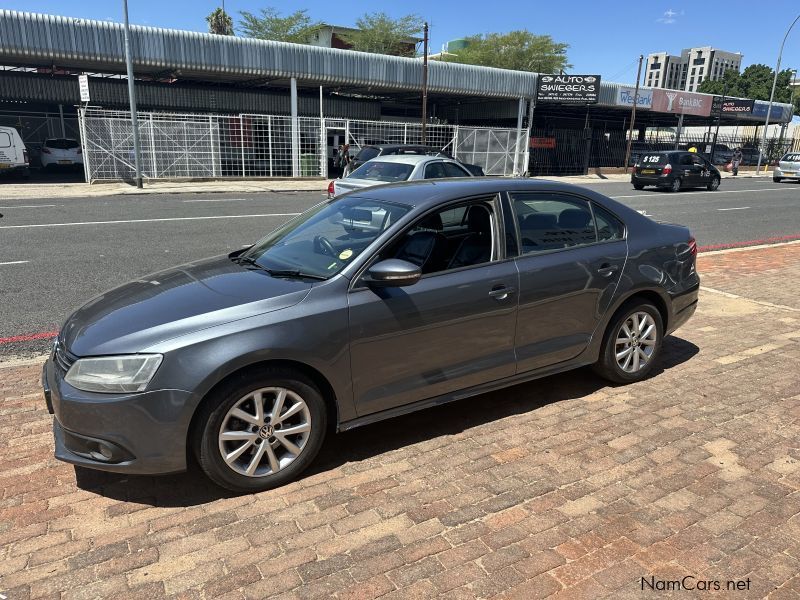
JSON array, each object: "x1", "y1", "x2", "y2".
[{"x1": 0, "y1": 9, "x2": 538, "y2": 99}]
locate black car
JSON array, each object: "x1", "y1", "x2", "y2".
[
  {"x1": 631, "y1": 151, "x2": 721, "y2": 192},
  {"x1": 348, "y1": 144, "x2": 485, "y2": 176}
]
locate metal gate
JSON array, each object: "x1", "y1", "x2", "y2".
[{"x1": 79, "y1": 107, "x2": 526, "y2": 182}]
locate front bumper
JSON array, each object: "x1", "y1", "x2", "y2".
[{"x1": 43, "y1": 356, "x2": 196, "y2": 475}]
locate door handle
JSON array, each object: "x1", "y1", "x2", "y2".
[
  {"x1": 597, "y1": 264, "x2": 619, "y2": 277},
  {"x1": 489, "y1": 286, "x2": 516, "y2": 300}
]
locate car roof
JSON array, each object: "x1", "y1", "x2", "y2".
[{"x1": 361, "y1": 154, "x2": 445, "y2": 165}]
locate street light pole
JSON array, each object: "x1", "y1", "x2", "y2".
[
  {"x1": 421, "y1": 22, "x2": 429, "y2": 146},
  {"x1": 756, "y1": 13, "x2": 800, "y2": 174},
  {"x1": 623, "y1": 55, "x2": 643, "y2": 173},
  {"x1": 123, "y1": 0, "x2": 143, "y2": 188}
]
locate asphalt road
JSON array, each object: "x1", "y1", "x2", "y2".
[{"x1": 1, "y1": 176, "x2": 797, "y2": 359}]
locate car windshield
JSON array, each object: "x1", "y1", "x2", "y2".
[
  {"x1": 45, "y1": 139, "x2": 80, "y2": 149},
  {"x1": 348, "y1": 161, "x2": 415, "y2": 182},
  {"x1": 239, "y1": 197, "x2": 411, "y2": 279},
  {"x1": 782, "y1": 153, "x2": 800, "y2": 162}
]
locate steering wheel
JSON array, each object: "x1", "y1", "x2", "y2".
[{"x1": 314, "y1": 235, "x2": 337, "y2": 258}]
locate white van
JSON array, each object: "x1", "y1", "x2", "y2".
[{"x1": 0, "y1": 126, "x2": 30, "y2": 178}]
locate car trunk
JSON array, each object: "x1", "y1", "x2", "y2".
[{"x1": 635, "y1": 155, "x2": 670, "y2": 179}]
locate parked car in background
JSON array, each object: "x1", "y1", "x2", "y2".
[
  {"x1": 706, "y1": 144, "x2": 733, "y2": 166},
  {"x1": 0, "y1": 125, "x2": 30, "y2": 178},
  {"x1": 773, "y1": 152, "x2": 800, "y2": 183},
  {"x1": 330, "y1": 154, "x2": 473, "y2": 197},
  {"x1": 40, "y1": 138, "x2": 83, "y2": 169},
  {"x1": 739, "y1": 146, "x2": 765, "y2": 166},
  {"x1": 631, "y1": 151, "x2": 721, "y2": 192},
  {"x1": 43, "y1": 178, "x2": 699, "y2": 492},
  {"x1": 347, "y1": 144, "x2": 484, "y2": 177}
]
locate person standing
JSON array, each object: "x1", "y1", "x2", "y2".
[{"x1": 732, "y1": 147, "x2": 743, "y2": 176}]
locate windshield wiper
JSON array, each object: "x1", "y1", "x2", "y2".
[{"x1": 264, "y1": 269, "x2": 328, "y2": 281}]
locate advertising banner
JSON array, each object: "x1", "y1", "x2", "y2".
[
  {"x1": 651, "y1": 89, "x2": 712, "y2": 117},
  {"x1": 616, "y1": 87, "x2": 653, "y2": 110},
  {"x1": 721, "y1": 98, "x2": 755, "y2": 115},
  {"x1": 752, "y1": 102, "x2": 790, "y2": 121},
  {"x1": 529, "y1": 137, "x2": 556, "y2": 149},
  {"x1": 536, "y1": 75, "x2": 601, "y2": 104}
]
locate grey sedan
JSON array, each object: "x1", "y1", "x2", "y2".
[{"x1": 43, "y1": 179, "x2": 699, "y2": 492}]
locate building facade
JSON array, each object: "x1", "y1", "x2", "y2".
[{"x1": 645, "y1": 47, "x2": 742, "y2": 92}]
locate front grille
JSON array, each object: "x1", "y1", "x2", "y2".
[{"x1": 53, "y1": 340, "x2": 78, "y2": 374}]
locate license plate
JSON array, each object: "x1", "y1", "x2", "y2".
[
  {"x1": 641, "y1": 169, "x2": 655, "y2": 174},
  {"x1": 57, "y1": 160, "x2": 72, "y2": 165},
  {"x1": 783, "y1": 171, "x2": 795, "y2": 176}
]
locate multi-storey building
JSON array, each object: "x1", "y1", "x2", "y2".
[{"x1": 644, "y1": 47, "x2": 742, "y2": 92}]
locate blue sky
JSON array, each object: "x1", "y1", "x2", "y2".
[{"x1": 5, "y1": 0, "x2": 798, "y2": 85}]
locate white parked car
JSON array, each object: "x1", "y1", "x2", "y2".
[
  {"x1": 774, "y1": 152, "x2": 800, "y2": 183},
  {"x1": 40, "y1": 138, "x2": 83, "y2": 169},
  {"x1": 328, "y1": 155, "x2": 473, "y2": 198},
  {"x1": 0, "y1": 125, "x2": 30, "y2": 178}
]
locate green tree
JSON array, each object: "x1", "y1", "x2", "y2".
[
  {"x1": 239, "y1": 7, "x2": 321, "y2": 43},
  {"x1": 206, "y1": 7, "x2": 233, "y2": 36},
  {"x1": 446, "y1": 31, "x2": 570, "y2": 73},
  {"x1": 340, "y1": 13, "x2": 423, "y2": 57},
  {"x1": 699, "y1": 64, "x2": 798, "y2": 114}
]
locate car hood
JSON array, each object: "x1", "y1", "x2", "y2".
[{"x1": 61, "y1": 255, "x2": 313, "y2": 356}]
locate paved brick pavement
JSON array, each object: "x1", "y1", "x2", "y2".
[{"x1": 1, "y1": 243, "x2": 799, "y2": 599}]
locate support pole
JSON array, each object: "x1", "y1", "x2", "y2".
[
  {"x1": 623, "y1": 55, "x2": 644, "y2": 172},
  {"x1": 674, "y1": 114, "x2": 685, "y2": 150},
  {"x1": 421, "y1": 22, "x2": 429, "y2": 146},
  {"x1": 122, "y1": 0, "x2": 143, "y2": 188},
  {"x1": 513, "y1": 98, "x2": 525, "y2": 176},
  {"x1": 291, "y1": 77, "x2": 299, "y2": 178},
  {"x1": 710, "y1": 84, "x2": 728, "y2": 164},
  {"x1": 58, "y1": 104, "x2": 66, "y2": 138}
]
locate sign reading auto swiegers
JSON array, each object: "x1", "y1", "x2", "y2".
[
  {"x1": 536, "y1": 75, "x2": 601, "y2": 104},
  {"x1": 651, "y1": 89, "x2": 711, "y2": 117}
]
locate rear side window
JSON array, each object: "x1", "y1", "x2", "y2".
[
  {"x1": 424, "y1": 162, "x2": 448, "y2": 179},
  {"x1": 593, "y1": 206, "x2": 625, "y2": 242},
  {"x1": 443, "y1": 162, "x2": 470, "y2": 177},
  {"x1": 511, "y1": 193, "x2": 596, "y2": 253},
  {"x1": 355, "y1": 147, "x2": 379, "y2": 162},
  {"x1": 0, "y1": 132, "x2": 10, "y2": 148}
]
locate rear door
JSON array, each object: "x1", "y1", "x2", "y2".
[
  {"x1": 690, "y1": 154, "x2": 710, "y2": 186},
  {"x1": 510, "y1": 191, "x2": 627, "y2": 372}
]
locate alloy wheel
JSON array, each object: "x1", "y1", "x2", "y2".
[
  {"x1": 218, "y1": 387, "x2": 312, "y2": 477},
  {"x1": 615, "y1": 311, "x2": 658, "y2": 373}
]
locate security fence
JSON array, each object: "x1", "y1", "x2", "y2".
[{"x1": 79, "y1": 107, "x2": 528, "y2": 182}]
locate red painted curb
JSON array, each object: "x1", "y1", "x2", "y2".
[
  {"x1": 699, "y1": 234, "x2": 800, "y2": 253},
  {"x1": 0, "y1": 331, "x2": 58, "y2": 345}
]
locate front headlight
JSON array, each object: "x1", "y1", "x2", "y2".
[{"x1": 64, "y1": 355, "x2": 163, "y2": 393}]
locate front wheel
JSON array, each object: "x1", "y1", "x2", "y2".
[
  {"x1": 194, "y1": 368, "x2": 328, "y2": 493},
  {"x1": 707, "y1": 176, "x2": 720, "y2": 191},
  {"x1": 592, "y1": 301, "x2": 664, "y2": 384},
  {"x1": 669, "y1": 178, "x2": 682, "y2": 193}
]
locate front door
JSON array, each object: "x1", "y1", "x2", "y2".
[
  {"x1": 347, "y1": 196, "x2": 519, "y2": 416},
  {"x1": 511, "y1": 191, "x2": 627, "y2": 372}
]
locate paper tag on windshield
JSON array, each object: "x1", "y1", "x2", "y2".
[{"x1": 339, "y1": 249, "x2": 353, "y2": 260}]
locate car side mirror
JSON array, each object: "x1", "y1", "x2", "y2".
[{"x1": 364, "y1": 259, "x2": 421, "y2": 287}]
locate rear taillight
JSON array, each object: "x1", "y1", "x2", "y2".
[
  {"x1": 23, "y1": 149, "x2": 29, "y2": 164},
  {"x1": 77, "y1": 148, "x2": 82, "y2": 155},
  {"x1": 688, "y1": 235, "x2": 697, "y2": 257},
  {"x1": 41, "y1": 147, "x2": 51, "y2": 154},
  {"x1": 327, "y1": 180, "x2": 335, "y2": 197},
  {"x1": 662, "y1": 163, "x2": 672, "y2": 175}
]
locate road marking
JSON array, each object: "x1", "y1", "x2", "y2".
[
  {"x1": 613, "y1": 188, "x2": 786, "y2": 199},
  {"x1": 717, "y1": 207, "x2": 750, "y2": 211},
  {"x1": 0, "y1": 330, "x2": 58, "y2": 345},
  {"x1": 0, "y1": 213, "x2": 302, "y2": 230},
  {"x1": 0, "y1": 204, "x2": 58, "y2": 209},
  {"x1": 0, "y1": 260, "x2": 29, "y2": 266}
]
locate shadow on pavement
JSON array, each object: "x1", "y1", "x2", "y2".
[{"x1": 74, "y1": 335, "x2": 699, "y2": 507}]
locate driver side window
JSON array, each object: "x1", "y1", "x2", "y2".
[{"x1": 382, "y1": 199, "x2": 496, "y2": 275}]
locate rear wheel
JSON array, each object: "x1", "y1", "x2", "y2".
[
  {"x1": 194, "y1": 368, "x2": 327, "y2": 493},
  {"x1": 592, "y1": 301, "x2": 664, "y2": 384},
  {"x1": 669, "y1": 178, "x2": 682, "y2": 193},
  {"x1": 633, "y1": 183, "x2": 645, "y2": 190},
  {"x1": 774, "y1": 177, "x2": 782, "y2": 183},
  {"x1": 707, "y1": 176, "x2": 720, "y2": 191}
]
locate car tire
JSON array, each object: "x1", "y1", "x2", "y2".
[
  {"x1": 194, "y1": 367, "x2": 328, "y2": 493},
  {"x1": 707, "y1": 176, "x2": 720, "y2": 191},
  {"x1": 774, "y1": 177, "x2": 782, "y2": 183},
  {"x1": 633, "y1": 183, "x2": 645, "y2": 190},
  {"x1": 592, "y1": 300, "x2": 664, "y2": 384},
  {"x1": 669, "y1": 178, "x2": 682, "y2": 193}
]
